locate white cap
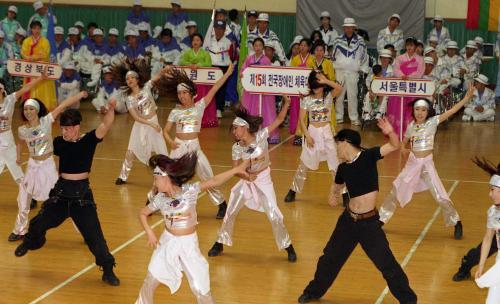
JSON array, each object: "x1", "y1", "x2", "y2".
[
  {"x1": 378, "y1": 49, "x2": 392, "y2": 58},
  {"x1": 16, "y1": 27, "x2": 27, "y2": 37},
  {"x1": 108, "y1": 28, "x2": 119, "y2": 36},
  {"x1": 93, "y1": 28, "x2": 104, "y2": 36},
  {"x1": 257, "y1": 13, "x2": 269, "y2": 22},
  {"x1": 428, "y1": 35, "x2": 438, "y2": 42},
  {"x1": 388, "y1": 13, "x2": 401, "y2": 23},
  {"x1": 343, "y1": 17, "x2": 357, "y2": 27},
  {"x1": 138, "y1": 22, "x2": 149, "y2": 32},
  {"x1": 424, "y1": 57, "x2": 434, "y2": 65},
  {"x1": 289, "y1": 35, "x2": 303, "y2": 49},
  {"x1": 474, "y1": 74, "x2": 488, "y2": 84},
  {"x1": 153, "y1": 26, "x2": 162, "y2": 38},
  {"x1": 490, "y1": 175, "x2": 500, "y2": 188},
  {"x1": 320, "y1": 11, "x2": 330, "y2": 19},
  {"x1": 33, "y1": 1, "x2": 44, "y2": 11},
  {"x1": 264, "y1": 40, "x2": 275, "y2": 50},
  {"x1": 433, "y1": 15, "x2": 444, "y2": 22},
  {"x1": 54, "y1": 26, "x2": 64, "y2": 35},
  {"x1": 446, "y1": 40, "x2": 458, "y2": 49},
  {"x1": 0, "y1": 31, "x2": 4, "y2": 39},
  {"x1": 74, "y1": 21, "x2": 84, "y2": 28},
  {"x1": 63, "y1": 62, "x2": 76, "y2": 70},
  {"x1": 474, "y1": 36, "x2": 484, "y2": 45},
  {"x1": 424, "y1": 46, "x2": 435, "y2": 55},
  {"x1": 186, "y1": 21, "x2": 197, "y2": 28},
  {"x1": 133, "y1": 0, "x2": 142, "y2": 5},
  {"x1": 68, "y1": 27, "x2": 79, "y2": 36},
  {"x1": 466, "y1": 40, "x2": 478, "y2": 49},
  {"x1": 8, "y1": 5, "x2": 18, "y2": 14},
  {"x1": 125, "y1": 29, "x2": 139, "y2": 37},
  {"x1": 103, "y1": 66, "x2": 113, "y2": 74},
  {"x1": 171, "y1": 0, "x2": 181, "y2": 6}
]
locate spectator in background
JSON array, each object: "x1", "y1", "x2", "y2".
[
  {"x1": 28, "y1": 1, "x2": 57, "y2": 38},
  {"x1": 248, "y1": 13, "x2": 287, "y2": 65},
  {"x1": 0, "y1": 6, "x2": 21, "y2": 44},
  {"x1": 125, "y1": 0, "x2": 151, "y2": 35},
  {"x1": 164, "y1": 0, "x2": 188, "y2": 44},
  {"x1": 463, "y1": 74, "x2": 496, "y2": 122},
  {"x1": 107, "y1": 28, "x2": 125, "y2": 65},
  {"x1": 92, "y1": 66, "x2": 126, "y2": 114},
  {"x1": 74, "y1": 21, "x2": 85, "y2": 39},
  {"x1": 151, "y1": 28, "x2": 181, "y2": 76},
  {"x1": 54, "y1": 26, "x2": 71, "y2": 67},
  {"x1": 58, "y1": 62, "x2": 81, "y2": 109},
  {"x1": 80, "y1": 22, "x2": 98, "y2": 49},
  {"x1": 229, "y1": 9, "x2": 241, "y2": 44},
  {"x1": 416, "y1": 40, "x2": 424, "y2": 56},
  {"x1": 246, "y1": 10, "x2": 259, "y2": 49},
  {"x1": 377, "y1": 14, "x2": 404, "y2": 53},
  {"x1": 316, "y1": 11, "x2": 338, "y2": 48},
  {"x1": 180, "y1": 21, "x2": 197, "y2": 50},
  {"x1": 0, "y1": 31, "x2": 14, "y2": 80},
  {"x1": 462, "y1": 40, "x2": 482, "y2": 90},
  {"x1": 264, "y1": 41, "x2": 281, "y2": 66},
  {"x1": 123, "y1": 29, "x2": 145, "y2": 61},
  {"x1": 138, "y1": 22, "x2": 156, "y2": 53},
  {"x1": 310, "y1": 30, "x2": 323, "y2": 45},
  {"x1": 13, "y1": 27, "x2": 27, "y2": 60},
  {"x1": 427, "y1": 15, "x2": 450, "y2": 52},
  {"x1": 286, "y1": 35, "x2": 302, "y2": 66}
]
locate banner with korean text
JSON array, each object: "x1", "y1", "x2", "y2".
[
  {"x1": 174, "y1": 66, "x2": 223, "y2": 85},
  {"x1": 241, "y1": 66, "x2": 313, "y2": 96},
  {"x1": 370, "y1": 77, "x2": 435, "y2": 97},
  {"x1": 7, "y1": 59, "x2": 62, "y2": 80}
]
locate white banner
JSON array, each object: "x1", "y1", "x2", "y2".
[
  {"x1": 241, "y1": 66, "x2": 312, "y2": 96},
  {"x1": 174, "y1": 66, "x2": 222, "y2": 85},
  {"x1": 370, "y1": 77, "x2": 435, "y2": 97},
  {"x1": 7, "y1": 59, "x2": 62, "y2": 80}
]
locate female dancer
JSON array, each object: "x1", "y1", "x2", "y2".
[
  {"x1": 162, "y1": 64, "x2": 234, "y2": 219},
  {"x1": 379, "y1": 86, "x2": 475, "y2": 239},
  {"x1": 114, "y1": 59, "x2": 169, "y2": 185},
  {"x1": 284, "y1": 70, "x2": 342, "y2": 203},
  {"x1": 474, "y1": 158, "x2": 500, "y2": 304},
  {"x1": 135, "y1": 153, "x2": 249, "y2": 304},
  {"x1": 207, "y1": 97, "x2": 297, "y2": 262},
  {"x1": 241, "y1": 37, "x2": 279, "y2": 144},
  {"x1": 10, "y1": 90, "x2": 87, "y2": 241}
]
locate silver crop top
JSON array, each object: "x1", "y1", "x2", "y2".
[
  {"x1": 487, "y1": 205, "x2": 500, "y2": 250},
  {"x1": 126, "y1": 81, "x2": 157, "y2": 118},
  {"x1": 405, "y1": 116, "x2": 439, "y2": 152},
  {"x1": 167, "y1": 99, "x2": 206, "y2": 134},
  {"x1": 232, "y1": 128, "x2": 270, "y2": 173},
  {"x1": 18, "y1": 114, "x2": 55, "y2": 157},
  {"x1": 0, "y1": 94, "x2": 16, "y2": 132},
  {"x1": 300, "y1": 92, "x2": 334, "y2": 123},
  {"x1": 148, "y1": 182, "x2": 201, "y2": 230}
]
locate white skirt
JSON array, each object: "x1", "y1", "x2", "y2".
[
  {"x1": 300, "y1": 124, "x2": 339, "y2": 171},
  {"x1": 127, "y1": 115, "x2": 168, "y2": 165},
  {"x1": 20, "y1": 156, "x2": 58, "y2": 201}
]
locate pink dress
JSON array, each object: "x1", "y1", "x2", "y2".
[
  {"x1": 240, "y1": 54, "x2": 279, "y2": 142},
  {"x1": 386, "y1": 53, "x2": 424, "y2": 137}
]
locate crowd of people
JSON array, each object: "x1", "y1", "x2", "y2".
[{"x1": 1, "y1": 1, "x2": 500, "y2": 303}]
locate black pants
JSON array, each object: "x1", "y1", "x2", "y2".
[
  {"x1": 304, "y1": 210, "x2": 417, "y2": 304},
  {"x1": 213, "y1": 65, "x2": 229, "y2": 112},
  {"x1": 22, "y1": 178, "x2": 115, "y2": 267},
  {"x1": 460, "y1": 235, "x2": 498, "y2": 270}
]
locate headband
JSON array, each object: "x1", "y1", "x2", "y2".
[
  {"x1": 177, "y1": 83, "x2": 191, "y2": 92},
  {"x1": 126, "y1": 70, "x2": 139, "y2": 79},
  {"x1": 232, "y1": 117, "x2": 250, "y2": 128},
  {"x1": 413, "y1": 99, "x2": 429, "y2": 108},
  {"x1": 24, "y1": 99, "x2": 40, "y2": 112},
  {"x1": 491, "y1": 175, "x2": 500, "y2": 188},
  {"x1": 153, "y1": 166, "x2": 168, "y2": 177}
]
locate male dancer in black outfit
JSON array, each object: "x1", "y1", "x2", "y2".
[
  {"x1": 15, "y1": 99, "x2": 120, "y2": 286},
  {"x1": 298, "y1": 118, "x2": 417, "y2": 303}
]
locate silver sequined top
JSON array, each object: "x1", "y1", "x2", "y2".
[
  {"x1": 126, "y1": 81, "x2": 157, "y2": 118},
  {"x1": 0, "y1": 94, "x2": 16, "y2": 132},
  {"x1": 232, "y1": 128, "x2": 270, "y2": 173},
  {"x1": 167, "y1": 99, "x2": 206, "y2": 133},
  {"x1": 148, "y1": 182, "x2": 201, "y2": 230},
  {"x1": 18, "y1": 114, "x2": 55, "y2": 157},
  {"x1": 300, "y1": 92, "x2": 334, "y2": 123},
  {"x1": 405, "y1": 116, "x2": 440, "y2": 152},
  {"x1": 487, "y1": 205, "x2": 500, "y2": 251}
]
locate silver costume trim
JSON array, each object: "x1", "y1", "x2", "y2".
[{"x1": 290, "y1": 162, "x2": 307, "y2": 193}]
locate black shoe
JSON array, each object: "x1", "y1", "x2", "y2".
[
  {"x1": 115, "y1": 178, "x2": 126, "y2": 185},
  {"x1": 293, "y1": 136, "x2": 302, "y2": 146},
  {"x1": 14, "y1": 243, "x2": 29, "y2": 257},
  {"x1": 284, "y1": 190, "x2": 296, "y2": 203},
  {"x1": 8, "y1": 233, "x2": 24, "y2": 242},
  {"x1": 298, "y1": 293, "x2": 318, "y2": 303},
  {"x1": 454, "y1": 221, "x2": 463, "y2": 240},
  {"x1": 216, "y1": 202, "x2": 227, "y2": 219},
  {"x1": 208, "y1": 242, "x2": 223, "y2": 257},
  {"x1": 452, "y1": 268, "x2": 471, "y2": 281},
  {"x1": 30, "y1": 199, "x2": 37, "y2": 209},
  {"x1": 286, "y1": 244, "x2": 297, "y2": 262},
  {"x1": 102, "y1": 265, "x2": 120, "y2": 286}
]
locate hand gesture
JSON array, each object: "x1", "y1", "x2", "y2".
[
  {"x1": 377, "y1": 117, "x2": 394, "y2": 135},
  {"x1": 79, "y1": 91, "x2": 89, "y2": 99},
  {"x1": 475, "y1": 267, "x2": 483, "y2": 280},
  {"x1": 305, "y1": 136, "x2": 314, "y2": 148},
  {"x1": 99, "y1": 106, "x2": 108, "y2": 114},
  {"x1": 40, "y1": 66, "x2": 49, "y2": 80},
  {"x1": 146, "y1": 231, "x2": 159, "y2": 249},
  {"x1": 189, "y1": 64, "x2": 198, "y2": 70},
  {"x1": 170, "y1": 141, "x2": 180, "y2": 150},
  {"x1": 150, "y1": 123, "x2": 161, "y2": 133},
  {"x1": 282, "y1": 95, "x2": 291, "y2": 106},
  {"x1": 237, "y1": 159, "x2": 251, "y2": 179},
  {"x1": 316, "y1": 72, "x2": 329, "y2": 84}
]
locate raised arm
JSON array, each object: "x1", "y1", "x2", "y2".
[
  {"x1": 50, "y1": 91, "x2": 87, "y2": 119},
  {"x1": 438, "y1": 86, "x2": 474, "y2": 123},
  {"x1": 378, "y1": 117, "x2": 400, "y2": 157},
  {"x1": 203, "y1": 62, "x2": 235, "y2": 104},
  {"x1": 200, "y1": 159, "x2": 249, "y2": 191},
  {"x1": 316, "y1": 73, "x2": 344, "y2": 98},
  {"x1": 95, "y1": 98, "x2": 116, "y2": 139},
  {"x1": 267, "y1": 95, "x2": 291, "y2": 133},
  {"x1": 14, "y1": 75, "x2": 46, "y2": 100}
]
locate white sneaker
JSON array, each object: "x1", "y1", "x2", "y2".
[
  {"x1": 217, "y1": 110, "x2": 222, "y2": 118},
  {"x1": 462, "y1": 115, "x2": 471, "y2": 122},
  {"x1": 351, "y1": 120, "x2": 361, "y2": 126}
]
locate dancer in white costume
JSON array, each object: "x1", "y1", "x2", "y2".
[
  {"x1": 9, "y1": 90, "x2": 87, "y2": 242},
  {"x1": 474, "y1": 158, "x2": 500, "y2": 304},
  {"x1": 136, "y1": 153, "x2": 249, "y2": 304},
  {"x1": 207, "y1": 99, "x2": 298, "y2": 262},
  {"x1": 379, "y1": 86, "x2": 474, "y2": 239},
  {"x1": 162, "y1": 64, "x2": 234, "y2": 219}
]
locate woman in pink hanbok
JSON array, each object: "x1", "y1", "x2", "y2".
[
  {"x1": 386, "y1": 37, "x2": 424, "y2": 138},
  {"x1": 240, "y1": 37, "x2": 279, "y2": 143}
]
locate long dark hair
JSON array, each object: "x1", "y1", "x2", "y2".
[
  {"x1": 410, "y1": 98, "x2": 435, "y2": 121},
  {"x1": 472, "y1": 157, "x2": 500, "y2": 177},
  {"x1": 111, "y1": 58, "x2": 151, "y2": 95},
  {"x1": 149, "y1": 153, "x2": 197, "y2": 186},
  {"x1": 233, "y1": 107, "x2": 263, "y2": 134},
  {"x1": 20, "y1": 98, "x2": 48, "y2": 121},
  {"x1": 155, "y1": 68, "x2": 197, "y2": 102},
  {"x1": 307, "y1": 70, "x2": 331, "y2": 98}
]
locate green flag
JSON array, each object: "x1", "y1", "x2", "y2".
[{"x1": 237, "y1": 11, "x2": 248, "y2": 100}]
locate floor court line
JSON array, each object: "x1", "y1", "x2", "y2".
[{"x1": 374, "y1": 180, "x2": 460, "y2": 304}]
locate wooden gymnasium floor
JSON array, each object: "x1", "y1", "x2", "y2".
[{"x1": 1, "y1": 97, "x2": 499, "y2": 304}]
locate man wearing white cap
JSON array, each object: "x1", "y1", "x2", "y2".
[
  {"x1": 246, "y1": 10, "x2": 259, "y2": 40},
  {"x1": 377, "y1": 13, "x2": 404, "y2": 53},
  {"x1": 125, "y1": 0, "x2": 151, "y2": 36},
  {"x1": 11, "y1": 27, "x2": 27, "y2": 63},
  {"x1": 164, "y1": 0, "x2": 189, "y2": 44},
  {"x1": 427, "y1": 15, "x2": 450, "y2": 51},
  {"x1": 53, "y1": 26, "x2": 71, "y2": 67},
  {"x1": 92, "y1": 66, "x2": 127, "y2": 114},
  {"x1": 66, "y1": 27, "x2": 83, "y2": 65},
  {"x1": 80, "y1": 28, "x2": 110, "y2": 87},
  {"x1": 247, "y1": 13, "x2": 286, "y2": 64},
  {"x1": 362, "y1": 49, "x2": 393, "y2": 120},
  {"x1": 137, "y1": 22, "x2": 156, "y2": 53},
  {"x1": 151, "y1": 28, "x2": 181, "y2": 76},
  {"x1": 179, "y1": 21, "x2": 197, "y2": 50},
  {"x1": 0, "y1": 6, "x2": 22, "y2": 44},
  {"x1": 441, "y1": 40, "x2": 466, "y2": 89},
  {"x1": 58, "y1": 62, "x2": 81, "y2": 108},
  {"x1": 332, "y1": 17, "x2": 368, "y2": 125},
  {"x1": 461, "y1": 40, "x2": 482, "y2": 89},
  {"x1": 123, "y1": 29, "x2": 146, "y2": 61},
  {"x1": 462, "y1": 74, "x2": 496, "y2": 121},
  {"x1": 460, "y1": 36, "x2": 484, "y2": 60},
  {"x1": 0, "y1": 31, "x2": 14, "y2": 79},
  {"x1": 106, "y1": 28, "x2": 126, "y2": 65},
  {"x1": 28, "y1": 1, "x2": 57, "y2": 38},
  {"x1": 422, "y1": 56, "x2": 450, "y2": 96},
  {"x1": 316, "y1": 11, "x2": 338, "y2": 47}
]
